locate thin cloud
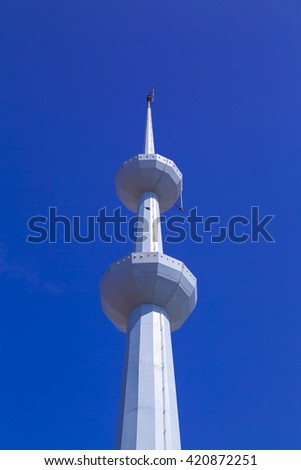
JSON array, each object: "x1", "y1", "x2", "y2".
[{"x1": 0, "y1": 241, "x2": 63, "y2": 295}]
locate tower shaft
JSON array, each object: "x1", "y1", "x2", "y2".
[
  {"x1": 135, "y1": 192, "x2": 162, "y2": 253},
  {"x1": 117, "y1": 304, "x2": 180, "y2": 449},
  {"x1": 117, "y1": 178, "x2": 180, "y2": 449}
]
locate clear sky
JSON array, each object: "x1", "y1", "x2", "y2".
[{"x1": 0, "y1": 0, "x2": 300, "y2": 450}]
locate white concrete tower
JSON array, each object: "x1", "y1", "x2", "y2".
[{"x1": 100, "y1": 92, "x2": 197, "y2": 450}]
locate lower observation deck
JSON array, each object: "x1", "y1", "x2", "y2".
[{"x1": 100, "y1": 252, "x2": 197, "y2": 333}]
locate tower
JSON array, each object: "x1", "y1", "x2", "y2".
[{"x1": 100, "y1": 92, "x2": 197, "y2": 450}]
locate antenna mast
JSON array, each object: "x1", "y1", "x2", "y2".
[{"x1": 147, "y1": 87, "x2": 155, "y2": 107}]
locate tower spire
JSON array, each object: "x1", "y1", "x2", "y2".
[{"x1": 144, "y1": 90, "x2": 155, "y2": 154}]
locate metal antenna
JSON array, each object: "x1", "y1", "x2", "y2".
[
  {"x1": 146, "y1": 87, "x2": 155, "y2": 107},
  {"x1": 175, "y1": 194, "x2": 184, "y2": 212},
  {"x1": 145, "y1": 89, "x2": 155, "y2": 153},
  {"x1": 151, "y1": 87, "x2": 155, "y2": 103},
  {"x1": 178, "y1": 189, "x2": 184, "y2": 211}
]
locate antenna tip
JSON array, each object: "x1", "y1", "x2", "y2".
[{"x1": 146, "y1": 88, "x2": 155, "y2": 107}]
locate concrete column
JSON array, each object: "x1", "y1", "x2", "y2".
[
  {"x1": 134, "y1": 192, "x2": 163, "y2": 253},
  {"x1": 116, "y1": 304, "x2": 181, "y2": 450}
]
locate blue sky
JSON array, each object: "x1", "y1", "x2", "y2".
[{"x1": 0, "y1": 0, "x2": 301, "y2": 450}]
